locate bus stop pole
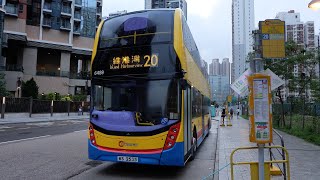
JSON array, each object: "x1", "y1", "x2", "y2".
[{"x1": 251, "y1": 57, "x2": 265, "y2": 180}]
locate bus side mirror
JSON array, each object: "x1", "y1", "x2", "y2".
[{"x1": 180, "y1": 79, "x2": 188, "y2": 90}]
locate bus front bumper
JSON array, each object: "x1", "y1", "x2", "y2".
[{"x1": 88, "y1": 140, "x2": 184, "y2": 166}]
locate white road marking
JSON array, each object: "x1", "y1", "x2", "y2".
[
  {"x1": 17, "y1": 127, "x2": 31, "y2": 130},
  {"x1": 26, "y1": 122, "x2": 54, "y2": 126},
  {"x1": 0, "y1": 126, "x2": 12, "y2": 129},
  {"x1": 0, "y1": 135, "x2": 51, "y2": 145},
  {"x1": 73, "y1": 130, "x2": 87, "y2": 133}
]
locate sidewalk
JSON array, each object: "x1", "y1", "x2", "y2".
[
  {"x1": 0, "y1": 112, "x2": 89, "y2": 125},
  {"x1": 215, "y1": 115, "x2": 320, "y2": 180}
]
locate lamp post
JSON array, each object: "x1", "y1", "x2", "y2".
[{"x1": 308, "y1": 0, "x2": 320, "y2": 10}]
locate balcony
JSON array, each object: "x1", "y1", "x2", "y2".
[
  {"x1": 96, "y1": 6, "x2": 102, "y2": 16},
  {"x1": 74, "y1": 12, "x2": 81, "y2": 21},
  {"x1": 75, "y1": 0, "x2": 82, "y2": 8},
  {"x1": 60, "y1": 21, "x2": 71, "y2": 31},
  {"x1": 73, "y1": 27, "x2": 80, "y2": 35},
  {"x1": 43, "y1": 2, "x2": 52, "y2": 13},
  {"x1": 61, "y1": 6, "x2": 72, "y2": 17},
  {"x1": 5, "y1": 3, "x2": 18, "y2": 17},
  {"x1": 42, "y1": 18, "x2": 52, "y2": 28}
]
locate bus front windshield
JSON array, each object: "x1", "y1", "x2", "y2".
[{"x1": 93, "y1": 79, "x2": 179, "y2": 124}]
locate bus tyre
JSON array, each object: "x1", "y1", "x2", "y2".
[
  {"x1": 190, "y1": 130, "x2": 197, "y2": 161},
  {"x1": 206, "y1": 121, "x2": 211, "y2": 137}
]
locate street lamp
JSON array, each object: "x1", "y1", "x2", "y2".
[{"x1": 309, "y1": 0, "x2": 320, "y2": 10}]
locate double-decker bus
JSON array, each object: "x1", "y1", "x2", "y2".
[{"x1": 89, "y1": 9, "x2": 211, "y2": 166}]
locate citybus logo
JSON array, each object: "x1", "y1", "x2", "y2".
[{"x1": 118, "y1": 141, "x2": 138, "y2": 147}]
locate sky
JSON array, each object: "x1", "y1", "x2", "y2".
[{"x1": 102, "y1": 0, "x2": 320, "y2": 64}]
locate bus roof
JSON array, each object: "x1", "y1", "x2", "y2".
[{"x1": 105, "y1": 9, "x2": 176, "y2": 21}]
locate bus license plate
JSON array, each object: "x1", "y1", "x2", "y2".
[{"x1": 117, "y1": 156, "x2": 138, "y2": 162}]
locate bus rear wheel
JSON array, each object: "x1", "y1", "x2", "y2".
[{"x1": 190, "y1": 130, "x2": 197, "y2": 161}]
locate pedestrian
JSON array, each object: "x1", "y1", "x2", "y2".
[
  {"x1": 221, "y1": 107, "x2": 226, "y2": 125},
  {"x1": 237, "y1": 108, "x2": 240, "y2": 118},
  {"x1": 78, "y1": 105, "x2": 83, "y2": 116},
  {"x1": 230, "y1": 108, "x2": 234, "y2": 120}
]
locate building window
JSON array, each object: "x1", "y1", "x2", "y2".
[{"x1": 27, "y1": 0, "x2": 41, "y2": 26}]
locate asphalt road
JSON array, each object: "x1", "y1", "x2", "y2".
[
  {"x1": 0, "y1": 120, "x2": 218, "y2": 180},
  {"x1": 0, "y1": 120, "x2": 88, "y2": 143}
]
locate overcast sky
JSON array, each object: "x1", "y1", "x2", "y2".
[{"x1": 102, "y1": 0, "x2": 319, "y2": 64}]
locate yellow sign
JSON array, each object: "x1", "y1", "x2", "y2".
[
  {"x1": 227, "y1": 95, "x2": 232, "y2": 103},
  {"x1": 259, "y1": 19, "x2": 285, "y2": 59},
  {"x1": 110, "y1": 54, "x2": 159, "y2": 69},
  {"x1": 248, "y1": 74, "x2": 273, "y2": 144}
]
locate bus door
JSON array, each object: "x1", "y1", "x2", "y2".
[
  {"x1": 183, "y1": 86, "x2": 192, "y2": 156},
  {"x1": 201, "y1": 95, "x2": 205, "y2": 138}
]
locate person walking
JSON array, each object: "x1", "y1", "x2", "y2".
[
  {"x1": 221, "y1": 107, "x2": 226, "y2": 126},
  {"x1": 237, "y1": 108, "x2": 240, "y2": 118},
  {"x1": 230, "y1": 108, "x2": 234, "y2": 120}
]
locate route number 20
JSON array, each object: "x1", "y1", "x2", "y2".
[{"x1": 144, "y1": 55, "x2": 159, "y2": 67}]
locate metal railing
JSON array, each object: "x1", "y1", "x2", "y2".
[
  {"x1": 230, "y1": 146, "x2": 291, "y2": 180},
  {"x1": 5, "y1": 64, "x2": 23, "y2": 72},
  {"x1": 1, "y1": 97, "x2": 90, "y2": 118},
  {"x1": 5, "y1": 3, "x2": 18, "y2": 15},
  {"x1": 73, "y1": 27, "x2": 81, "y2": 34},
  {"x1": 36, "y1": 71, "x2": 69, "y2": 77},
  {"x1": 74, "y1": 12, "x2": 81, "y2": 19},
  {"x1": 60, "y1": 21, "x2": 71, "y2": 29},
  {"x1": 43, "y1": 18, "x2": 52, "y2": 27},
  {"x1": 269, "y1": 129, "x2": 287, "y2": 179},
  {"x1": 96, "y1": 6, "x2": 102, "y2": 14}
]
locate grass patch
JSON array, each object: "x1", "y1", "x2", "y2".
[{"x1": 276, "y1": 127, "x2": 320, "y2": 146}]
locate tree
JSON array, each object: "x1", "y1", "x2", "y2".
[
  {"x1": 0, "y1": 72, "x2": 8, "y2": 96},
  {"x1": 22, "y1": 78, "x2": 39, "y2": 99},
  {"x1": 265, "y1": 41, "x2": 319, "y2": 128}
]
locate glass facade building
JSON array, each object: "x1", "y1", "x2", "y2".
[{"x1": 209, "y1": 75, "x2": 230, "y2": 105}]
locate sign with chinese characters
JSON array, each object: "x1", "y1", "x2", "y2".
[
  {"x1": 230, "y1": 69, "x2": 252, "y2": 96},
  {"x1": 110, "y1": 54, "x2": 159, "y2": 70},
  {"x1": 248, "y1": 74, "x2": 273, "y2": 143},
  {"x1": 259, "y1": 19, "x2": 285, "y2": 59}
]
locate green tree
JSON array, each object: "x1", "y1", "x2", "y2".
[
  {"x1": 265, "y1": 41, "x2": 319, "y2": 128},
  {"x1": 0, "y1": 72, "x2": 8, "y2": 96},
  {"x1": 22, "y1": 78, "x2": 39, "y2": 99}
]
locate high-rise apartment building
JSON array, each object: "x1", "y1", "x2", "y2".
[
  {"x1": 232, "y1": 0, "x2": 254, "y2": 82},
  {"x1": 276, "y1": 10, "x2": 315, "y2": 50},
  {"x1": 1, "y1": 0, "x2": 102, "y2": 96},
  {"x1": 209, "y1": 75, "x2": 230, "y2": 105},
  {"x1": 209, "y1": 58, "x2": 231, "y2": 83},
  {"x1": 145, "y1": 0, "x2": 187, "y2": 19},
  {"x1": 209, "y1": 59, "x2": 220, "y2": 75},
  {"x1": 275, "y1": 10, "x2": 316, "y2": 101}
]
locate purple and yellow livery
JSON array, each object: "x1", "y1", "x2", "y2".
[{"x1": 89, "y1": 9, "x2": 212, "y2": 166}]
